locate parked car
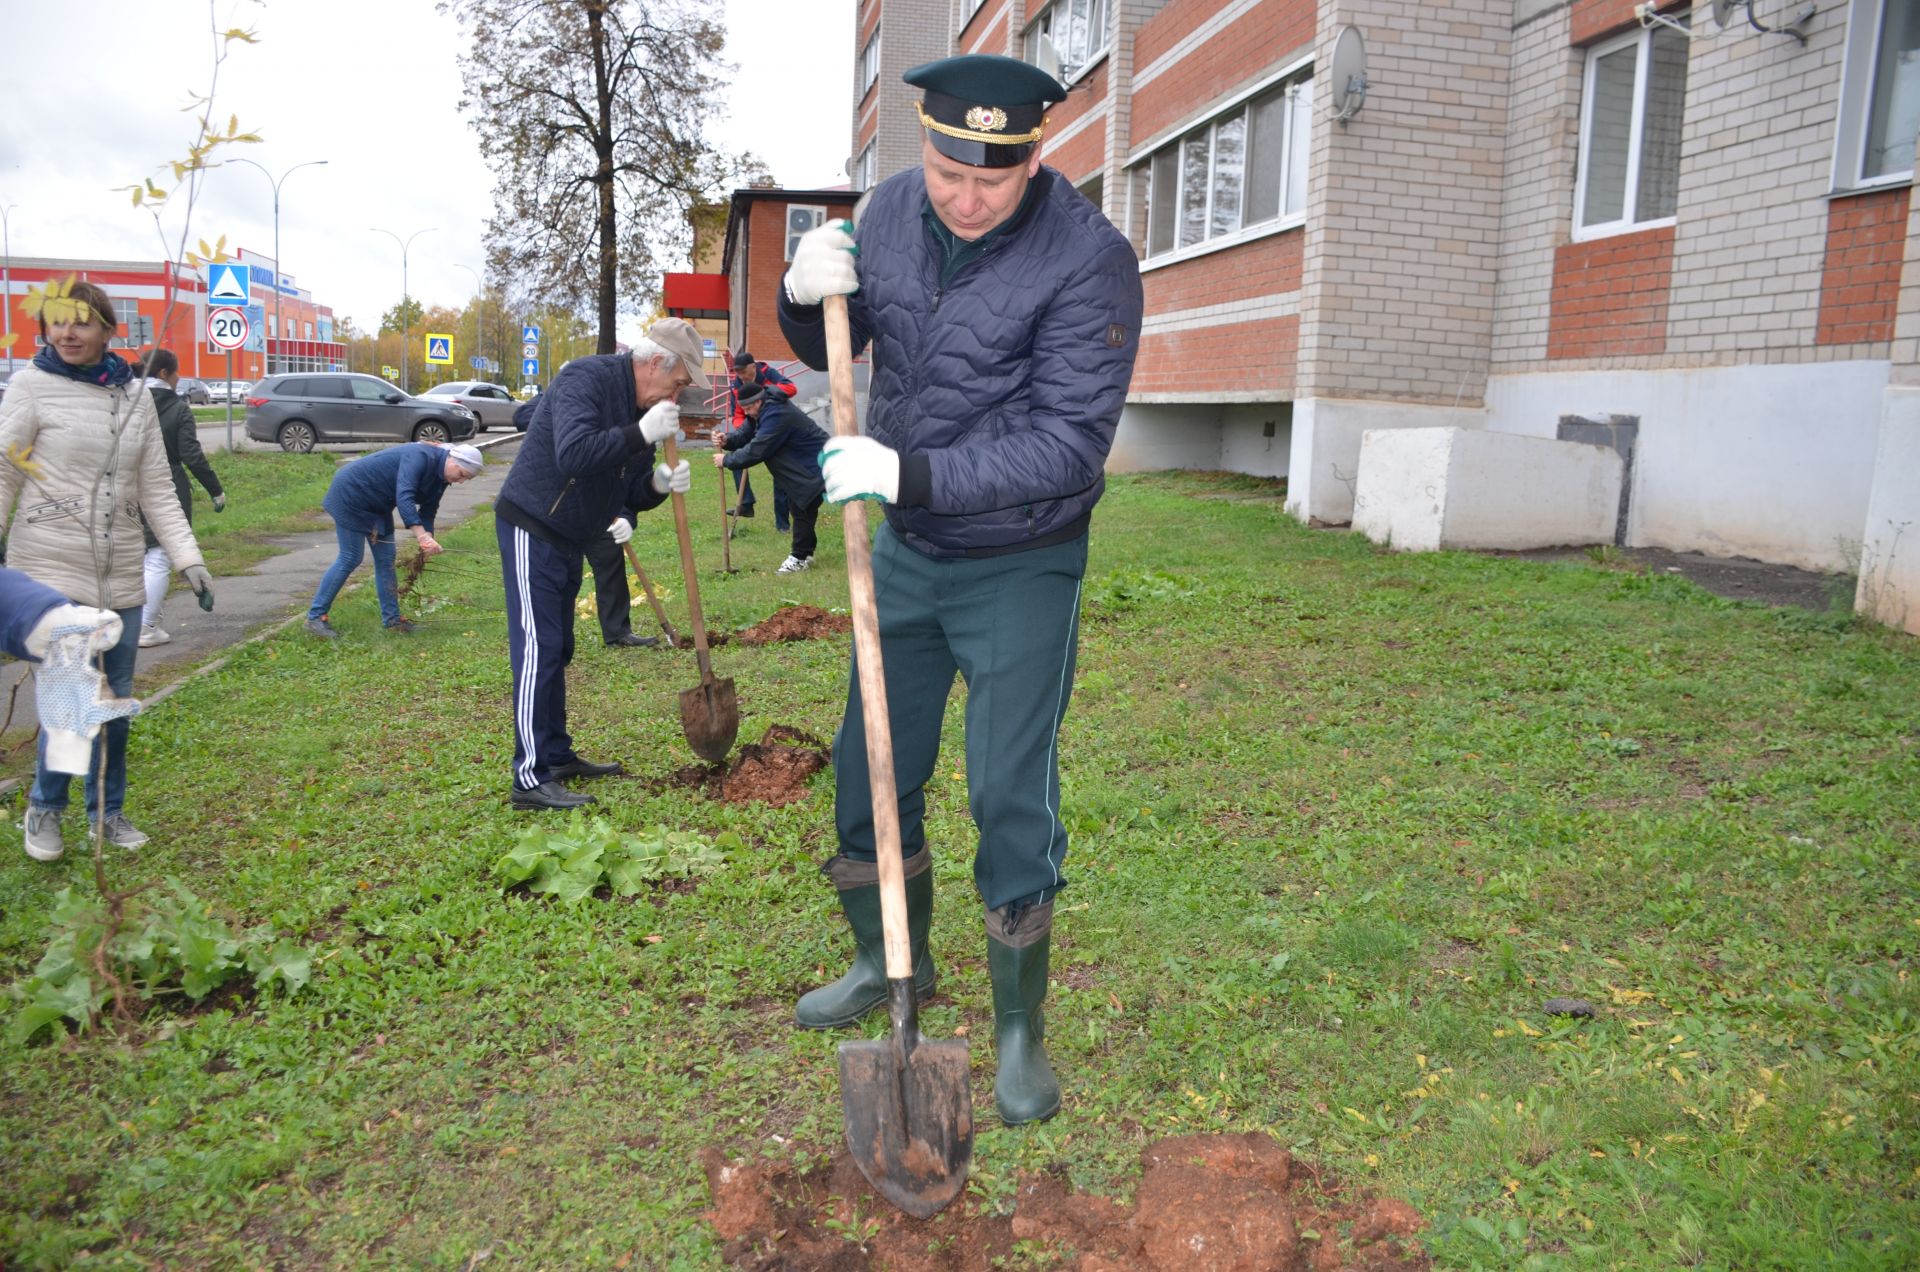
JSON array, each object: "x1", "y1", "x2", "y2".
[
  {"x1": 175, "y1": 377, "x2": 211, "y2": 405},
  {"x1": 204, "y1": 380, "x2": 253, "y2": 405},
  {"x1": 418, "y1": 380, "x2": 523, "y2": 431},
  {"x1": 243, "y1": 373, "x2": 479, "y2": 452}
]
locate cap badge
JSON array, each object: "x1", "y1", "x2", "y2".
[{"x1": 964, "y1": 105, "x2": 1009, "y2": 133}]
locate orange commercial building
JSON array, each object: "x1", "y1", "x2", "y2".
[{"x1": 1, "y1": 248, "x2": 344, "y2": 385}]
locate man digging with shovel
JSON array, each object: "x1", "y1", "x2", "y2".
[
  {"x1": 493, "y1": 318, "x2": 701, "y2": 811},
  {"x1": 779, "y1": 53, "x2": 1143, "y2": 1126}
]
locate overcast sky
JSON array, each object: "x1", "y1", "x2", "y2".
[{"x1": 0, "y1": 0, "x2": 855, "y2": 345}]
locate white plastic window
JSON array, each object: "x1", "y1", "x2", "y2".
[
  {"x1": 1836, "y1": 0, "x2": 1920, "y2": 188},
  {"x1": 1142, "y1": 73, "x2": 1312, "y2": 260},
  {"x1": 1574, "y1": 22, "x2": 1689, "y2": 238}
]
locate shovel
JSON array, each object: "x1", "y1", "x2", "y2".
[
  {"x1": 718, "y1": 464, "x2": 737, "y2": 573},
  {"x1": 824, "y1": 294, "x2": 973, "y2": 1218},
  {"x1": 621, "y1": 543, "x2": 680, "y2": 648},
  {"x1": 662, "y1": 433, "x2": 738, "y2": 762}
]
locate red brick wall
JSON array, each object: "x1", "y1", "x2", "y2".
[
  {"x1": 1043, "y1": 62, "x2": 1110, "y2": 185},
  {"x1": 741, "y1": 198, "x2": 856, "y2": 364},
  {"x1": 1570, "y1": 0, "x2": 1686, "y2": 45},
  {"x1": 1134, "y1": 315, "x2": 1299, "y2": 395},
  {"x1": 1815, "y1": 187, "x2": 1910, "y2": 346},
  {"x1": 1143, "y1": 229, "x2": 1303, "y2": 312},
  {"x1": 1546, "y1": 226, "x2": 1675, "y2": 359},
  {"x1": 1132, "y1": 0, "x2": 1313, "y2": 144},
  {"x1": 961, "y1": 0, "x2": 1008, "y2": 54}
]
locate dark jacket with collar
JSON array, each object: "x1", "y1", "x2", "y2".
[
  {"x1": 495, "y1": 354, "x2": 665, "y2": 553},
  {"x1": 719, "y1": 396, "x2": 827, "y2": 506},
  {"x1": 140, "y1": 383, "x2": 224, "y2": 550},
  {"x1": 323, "y1": 442, "x2": 457, "y2": 539},
  {"x1": 778, "y1": 165, "x2": 1142, "y2": 559}
]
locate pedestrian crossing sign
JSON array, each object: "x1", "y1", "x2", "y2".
[
  {"x1": 425, "y1": 333, "x2": 453, "y2": 365},
  {"x1": 205, "y1": 263, "x2": 251, "y2": 304}
]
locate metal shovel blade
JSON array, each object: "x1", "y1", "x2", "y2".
[
  {"x1": 677, "y1": 676, "x2": 739, "y2": 763},
  {"x1": 837, "y1": 989, "x2": 973, "y2": 1219}
]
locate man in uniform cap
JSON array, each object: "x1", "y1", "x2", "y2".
[
  {"x1": 492, "y1": 317, "x2": 700, "y2": 810},
  {"x1": 778, "y1": 53, "x2": 1144, "y2": 1125}
]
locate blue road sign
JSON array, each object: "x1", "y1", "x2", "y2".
[
  {"x1": 469, "y1": 356, "x2": 485, "y2": 370},
  {"x1": 523, "y1": 358, "x2": 540, "y2": 378},
  {"x1": 522, "y1": 324, "x2": 541, "y2": 343},
  {"x1": 205, "y1": 263, "x2": 251, "y2": 305},
  {"x1": 243, "y1": 302, "x2": 266, "y2": 353}
]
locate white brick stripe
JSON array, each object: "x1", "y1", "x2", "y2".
[
  {"x1": 1133, "y1": 0, "x2": 1269, "y2": 92},
  {"x1": 1142, "y1": 292, "x2": 1300, "y2": 335},
  {"x1": 966, "y1": 0, "x2": 1013, "y2": 53}
]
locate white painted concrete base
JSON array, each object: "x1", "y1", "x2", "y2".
[
  {"x1": 1485, "y1": 361, "x2": 1888, "y2": 572},
  {"x1": 1110, "y1": 401, "x2": 1292, "y2": 477},
  {"x1": 1857, "y1": 385, "x2": 1920, "y2": 635},
  {"x1": 1285, "y1": 398, "x2": 1486, "y2": 524},
  {"x1": 1353, "y1": 427, "x2": 1623, "y2": 552}
]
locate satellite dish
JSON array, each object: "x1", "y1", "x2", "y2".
[
  {"x1": 1711, "y1": 0, "x2": 1741, "y2": 28},
  {"x1": 1330, "y1": 25, "x2": 1368, "y2": 126}
]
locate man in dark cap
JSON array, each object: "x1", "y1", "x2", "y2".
[
  {"x1": 778, "y1": 52, "x2": 1143, "y2": 1126},
  {"x1": 711, "y1": 381, "x2": 827, "y2": 573},
  {"x1": 724, "y1": 350, "x2": 798, "y2": 529}
]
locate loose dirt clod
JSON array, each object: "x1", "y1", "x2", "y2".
[
  {"x1": 704, "y1": 1132, "x2": 1429, "y2": 1271},
  {"x1": 736, "y1": 605, "x2": 852, "y2": 646},
  {"x1": 659, "y1": 725, "x2": 829, "y2": 806}
]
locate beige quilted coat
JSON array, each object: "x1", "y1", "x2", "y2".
[{"x1": 0, "y1": 365, "x2": 205, "y2": 610}]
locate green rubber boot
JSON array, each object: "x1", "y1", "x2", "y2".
[
  {"x1": 795, "y1": 852, "x2": 936, "y2": 1029},
  {"x1": 987, "y1": 900, "x2": 1060, "y2": 1125}
]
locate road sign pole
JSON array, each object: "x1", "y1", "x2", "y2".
[{"x1": 225, "y1": 350, "x2": 234, "y2": 451}]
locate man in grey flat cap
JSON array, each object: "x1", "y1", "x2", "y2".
[{"x1": 493, "y1": 318, "x2": 700, "y2": 811}]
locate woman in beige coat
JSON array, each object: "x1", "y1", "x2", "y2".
[{"x1": 0, "y1": 279, "x2": 214, "y2": 862}]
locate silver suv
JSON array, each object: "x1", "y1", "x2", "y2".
[
  {"x1": 418, "y1": 380, "x2": 522, "y2": 431},
  {"x1": 244, "y1": 373, "x2": 478, "y2": 452}
]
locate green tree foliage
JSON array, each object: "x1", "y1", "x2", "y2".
[{"x1": 439, "y1": 0, "x2": 762, "y2": 352}]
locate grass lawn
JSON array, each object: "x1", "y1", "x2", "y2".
[
  {"x1": 0, "y1": 471, "x2": 1914, "y2": 1269},
  {"x1": 177, "y1": 450, "x2": 339, "y2": 576}
]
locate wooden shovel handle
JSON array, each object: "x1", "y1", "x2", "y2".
[
  {"x1": 622, "y1": 542, "x2": 680, "y2": 647},
  {"x1": 662, "y1": 433, "x2": 714, "y2": 682},
  {"x1": 825, "y1": 294, "x2": 912, "y2": 982}
]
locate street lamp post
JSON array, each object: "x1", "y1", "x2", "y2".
[
  {"x1": 227, "y1": 159, "x2": 328, "y2": 375},
  {"x1": 370, "y1": 226, "x2": 436, "y2": 392},
  {"x1": 454, "y1": 262, "x2": 485, "y2": 380},
  {"x1": 1, "y1": 202, "x2": 17, "y2": 376}
]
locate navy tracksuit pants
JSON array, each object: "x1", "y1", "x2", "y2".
[{"x1": 498, "y1": 516, "x2": 583, "y2": 791}]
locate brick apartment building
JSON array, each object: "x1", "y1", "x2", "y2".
[
  {"x1": 688, "y1": 0, "x2": 1920, "y2": 632},
  {"x1": 0, "y1": 249, "x2": 345, "y2": 385}
]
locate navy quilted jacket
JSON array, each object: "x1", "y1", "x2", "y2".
[
  {"x1": 496, "y1": 354, "x2": 664, "y2": 552},
  {"x1": 719, "y1": 396, "x2": 827, "y2": 505},
  {"x1": 780, "y1": 166, "x2": 1143, "y2": 558}
]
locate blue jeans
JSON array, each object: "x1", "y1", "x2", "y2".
[
  {"x1": 32, "y1": 606, "x2": 141, "y2": 820},
  {"x1": 308, "y1": 525, "x2": 401, "y2": 626}
]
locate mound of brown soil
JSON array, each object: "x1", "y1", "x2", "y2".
[
  {"x1": 705, "y1": 1132, "x2": 1428, "y2": 1271},
  {"x1": 660, "y1": 725, "x2": 830, "y2": 806},
  {"x1": 737, "y1": 605, "x2": 852, "y2": 646}
]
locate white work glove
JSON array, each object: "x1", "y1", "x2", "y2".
[
  {"x1": 182, "y1": 565, "x2": 215, "y2": 612},
  {"x1": 638, "y1": 400, "x2": 681, "y2": 445},
  {"x1": 783, "y1": 219, "x2": 858, "y2": 306},
  {"x1": 25, "y1": 605, "x2": 122, "y2": 661},
  {"x1": 608, "y1": 517, "x2": 633, "y2": 545},
  {"x1": 32, "y1": 622, "x2": 140, "y2": 776},
  {"x1": 212, "y1": 492, "x2": 227, "y2": 513},
  {"x1": 651, "y1": 460, "x2": 692, "y2": 495},
  {"x1": 821, "y1": 435, "x2": 900, "y2": 505}
]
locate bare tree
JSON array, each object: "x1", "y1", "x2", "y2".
[{"x1": 440, "y1": 0, "x2": 757, "y2": 352}]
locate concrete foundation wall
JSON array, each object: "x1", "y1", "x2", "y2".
[
  {"x1": 1109, "y1": 400, "x2": 1293, "y2": 477},
  {"x1": 1485, "y1": 360, "x2": 1887, "y2": 571},
  {"x1": 1858, "y1": 386, "x2": 1920, "y2": 635},
  {"x1": 1353, "y1": 427, "x2": 1622, "y2": 552},
  {"x1": 1285, "y1": 397, "x2": 1487, "y2": 524}
]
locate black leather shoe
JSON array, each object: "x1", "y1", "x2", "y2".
[
  {"x1": 729, "y1": 505, "x2": 755, "y2": 518},
  {"x1": 550, "y1": 756, "x2": 623, "y2": 780},
  {"x1": 511, "y1": 781, "x2": 594, "y2": 810},
  {"x1": 605, "y1": 632, "x2": 659, "y2": 648}
]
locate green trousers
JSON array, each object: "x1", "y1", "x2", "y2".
[{"x1": 833, "y1": 523, "x2": 1088, "y2": 911}]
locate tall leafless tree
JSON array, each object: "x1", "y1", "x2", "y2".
[{"x1": 440, "y1": 0, "x2": 753, "y2": 351}]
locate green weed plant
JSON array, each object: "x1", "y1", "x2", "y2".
[{"x1": 493, "y1": 814, "x2": 732, "y2": 902}]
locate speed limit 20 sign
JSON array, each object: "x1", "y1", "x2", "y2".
[{"x1": 206, "y1": 306, "x2": 250, "y2": 351}]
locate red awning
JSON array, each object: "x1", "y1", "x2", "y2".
[{"x1": 664, "y1": 272, "x2": 728, "y2": 318}]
